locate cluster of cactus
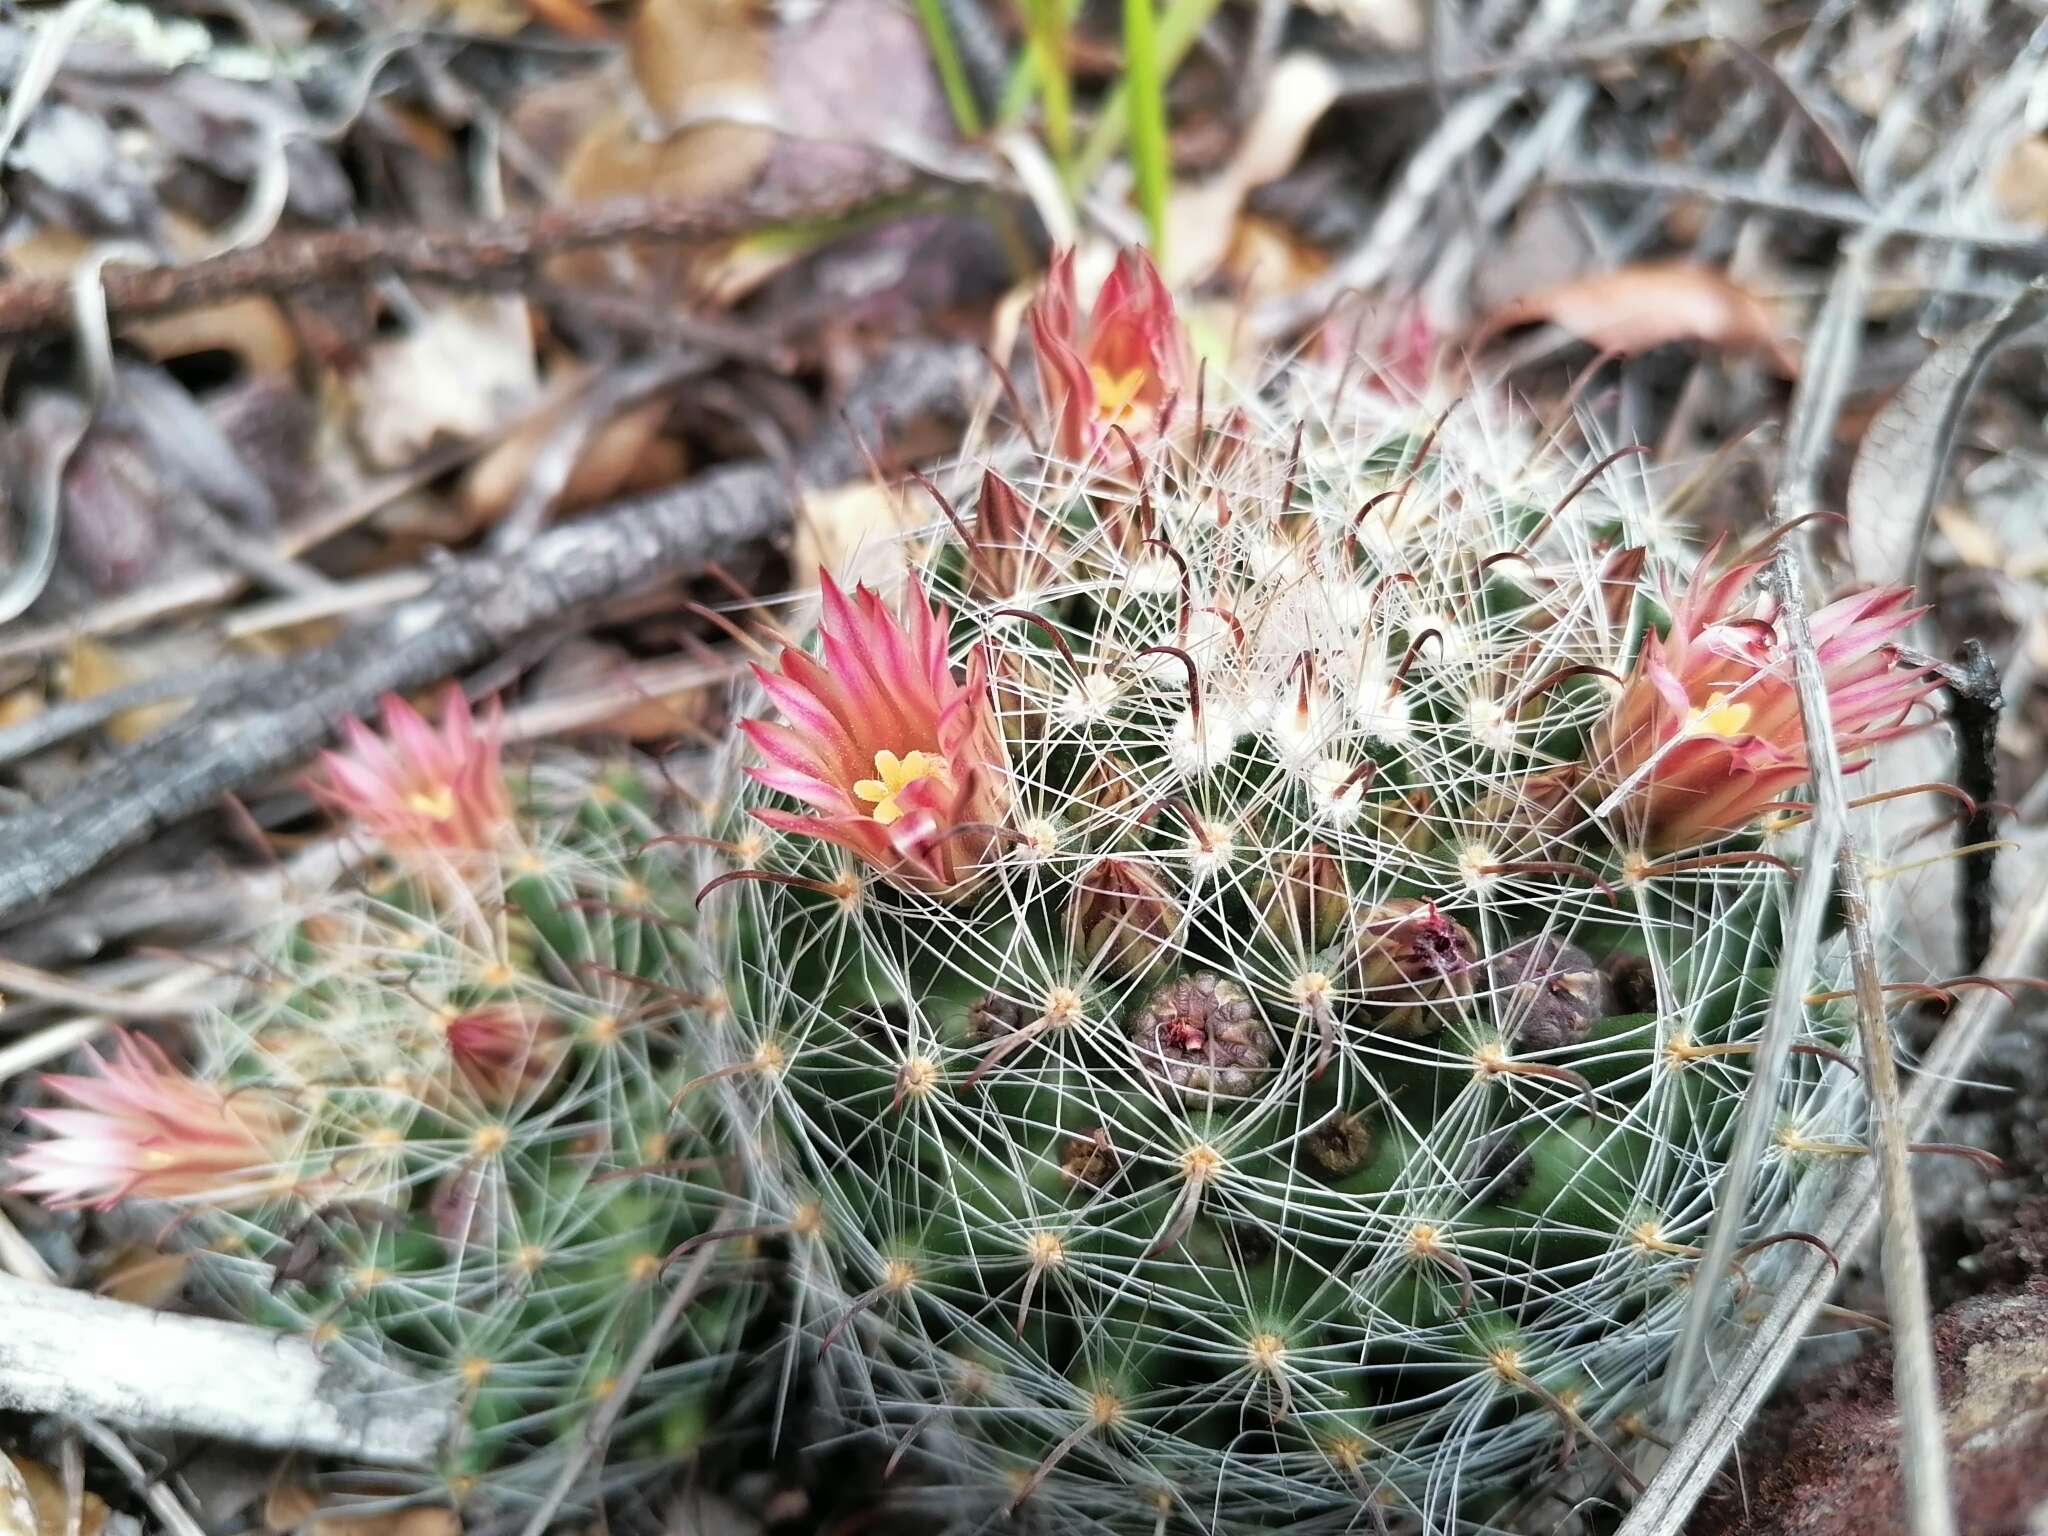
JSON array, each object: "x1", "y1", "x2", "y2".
[
  {"x1": 15, "y1": 699, "x2": 750, "y2": 1510},
  {"x1": 10, "y1": 249, "x2": 1943, "y2": 1532},
  {"x1": 691, "y1": 254, "x2": 1931, "y2": 1531}
]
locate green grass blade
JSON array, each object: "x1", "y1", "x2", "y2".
[
  {"x1": 914, "y1": 0, "x2": 985, "y2": 137},
  {"x1": 1122, "y1": 0, "x2": 1169, "y2": 258},
  {"x1": 1078, "y1": 0, "x2": 1221, "y2": 187}
]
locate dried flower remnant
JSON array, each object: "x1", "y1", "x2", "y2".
[
  {"x1": 1591, "y1": 550, "x2": 1935, "y2": 851},
  {"x1": 1129, "y1": 973, "x2": 1272, "y2": 1097},
  {"x1": 1029, "y1": 246, "x2": 1192, "y2": 464},
  {"x1": 10, "y1": 1033, "x2": 294, "y2": 1211},
  {"x1": 313, "y1": 685, "x2": 513, "y2": 857},
  {"x1": 1487, "y1": 937, "x2": 1607, "y2": 1051},
  {"x1": 742, "y1": 573, "x2": 1008, "y2": 893},
  {"x1": 1352, "y1": 899, "x2": 1478, "y2": 1039}
]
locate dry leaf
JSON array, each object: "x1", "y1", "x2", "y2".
[
  {"x1": 8, "y1": 1457, "x2": 108, "y2": 1536},
  {"x1": 628, "y1": 0, "x2": 771, "y2": 127},
  {"x1": 524, "y1": 640, "x2": 721, "y2": 739},
  {"x1": 352, "y1": 300, "x2": 539, "y2": 469},
  {"x1": 1476, "y1": 261, "x2": 1801, "y2": 376},
  {"x1": 265, "y1": 1487, "x2": 460, "y2": 1536},
  {"x1": 3, "y1": 224, "x2": 297, "y2": 376},
  {"x1": 1991, "y1": 134, "x2": 2048, "y2": 227},
  {"x1": 1167, "y1": 52, "x2": 1343, "y2": 287},
  {"x1": 1933, "y1": 505, "x2": 2003, "y2": 570},
  {"x1": 461, "y1": 376, "x2": 680, "y2": 527},
  {"x1": 63, "y1": 638, "x2": 196, "y2": 743},
  {"x1": 550, "y1": 0, "x2": 775, "y2": 291},
  {"x1": 0, "y1": 1458, "x2": 34, "y2": 1536},
  {"x1": 98, "y1": 1245, "x2": 193, "y2": 1308},
  {"x1": 793, "y1": 479, "x2": 929, "y2": 588}
]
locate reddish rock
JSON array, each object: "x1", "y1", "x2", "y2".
[{"x1": 1692, "y1": 1279, "x2": 2048, "y2": 1535}]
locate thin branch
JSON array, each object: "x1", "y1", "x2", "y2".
[
  {"x1": 0, "y1": 178, "x2": 921, "y2": 346},
  {"x1": 1552, "y1": 160, "x2": 2048, "y2": 258}
]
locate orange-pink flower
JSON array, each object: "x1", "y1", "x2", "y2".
[
  {"x1": 313, "y1": 686, "x2": 512, "y2": 857},
  {"x1": 1029, "y1": 246, "x2": 1192, "y2": 464},
  {"x1": 742, "y1": 574, "x2": 1008, "y2": 892},
  {"x1": 1593, "y1": 547, "x2": 1936, "y2": 851},
  {"x1": 9, "y1": 1032, "x2": 294, "y2": 1211}
]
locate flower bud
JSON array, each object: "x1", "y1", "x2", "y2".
[
  {"x1": 1472, "y1": 765, "x2": 1585, "y2": 846},
  {"x1": 443, "y1": 1006, "x2": 562, "y2": 1104},
  {"x1": 1072, "y1": 858, "x2": 1181, "y2": 975},
  {"x1": 1459, "y1": 1129, "x2": 1533, "y2": 1203},
  {"x1": 1487, "y1": 937, "x2": 1608, "y2": 1051},
  {"x1": 1256, "y1": 843, "x2": 1348, "y2": 953},
  {"x1": 1128, "y1": 972, "x2": 1273, "y2": 1097},
  {"x1": 1301, "y1": 1112, "x2": 1373, "y2": 1180},
  {"x1": 1351, "y1": 899, "x2": 1478, "y2": 1039},
  {"x1": 1074, "y1": 753, "x2": 1141, "y2": 818},
  {"x1": 1603, "y1": 952, "x2": 1658, "y2": 1016}
]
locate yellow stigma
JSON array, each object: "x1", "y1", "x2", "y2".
[
  {"x1": 404, "y1": 783, "x2": 457, "y2": 821},
  {"x1": 1088, "y1": 363, "x2": 1149, "y2": 425},
  {"x1": 852, "y1": 749, "x2": 949, "y2": 826},
  {"x1": 1685, "y1": 692, "x2": 1753, "y2": 738}
]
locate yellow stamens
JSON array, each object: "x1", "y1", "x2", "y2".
[
  {"x1": 1088, "y1": 364, "x2": 1149, "y2": 425},
  {"x1": 405, "y1": 784, "x2": 457, "y2": 820},
  {"x1": 852, "y1": 749, "x2": 949, "y2": 826},
  {"x1": 1684, "y1": 693, "x2": 1752, "y2": 738}
]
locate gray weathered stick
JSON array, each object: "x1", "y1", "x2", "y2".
[{"x1": 0, "y1": 1273, "x2": 459, "y2": 1464}]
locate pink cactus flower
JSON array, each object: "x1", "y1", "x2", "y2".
[
  {"x1": 1593, "y1": 547, "x2": 1936, "y2": 852},
  {"x1": 742, "y1": 573, "x2": 1008, "y2": 892},
  {"x1": 9, "y1": 1032, "x2": 293, "y2": 1210},
  {"x1": 1029, "y1": 246, "x2": 1192, "y2": 465},
  {"x1": 313, "y1": 686, "x2": 513, "y2": 857}
]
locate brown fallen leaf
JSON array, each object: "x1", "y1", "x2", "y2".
[
  {"x1": 97, "y1": 1245, "x2": 193, "y2": 1308},
  {"x1": 460, "y1": 373, "x2": 683, "y2": 529},
  {"x1": 0, "y1": 1457, "x2": 33, "y2": 1536},
  {"x1": 1475, "y1": 261, "x2": 1801, "y2": 376},
  {"x1": 63, "y1": 638, "x2": 199, "y2": 744},
  {"x1": 265, "y1": 1487, "x2": 460, "y2": 1536},
  {"x1": 9, "y1": 1456, "x2": 108, "y2": 1536},
  {"x1": 1991, "y1": 134, "x2": 2048, "y2": 228},
  {"x1": 351, "y1": 299, "x2": 539, "y2": 469}
]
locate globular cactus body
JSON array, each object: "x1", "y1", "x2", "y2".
[
  {"x1": 695, "y1": 254, "x2": 1934, "y2": 1531},
  {"x1": 13, "y1": 701, "x2": 750, "y2": 1513},
  {"x1": 205, "y1": 757, "x2": 746, "y2": 1507}
]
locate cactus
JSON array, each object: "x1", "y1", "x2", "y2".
[
  {"x1": 12, "y1": 694, "x2": 750, "y2": 1514},
  {"x1": 690, "y1": 252, "x2": 1938, "y2": 1530}
]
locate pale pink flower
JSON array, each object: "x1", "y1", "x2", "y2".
[
  {"x1": 1029, "y1": 246, "x2": 1192, "y2": 465},
  {"x1": 10, "y1": 1033, "x2": 293, "y2": 1210},
  {"x1": 742, "y1": 573, "x2": 1008, "y2": 892},
  {"x1": 313, "y1": 686, "x2": 512, "y2": 856},
  {"x1": 1592, "y1": 546, "x2": 1936, "y2": 851}
]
